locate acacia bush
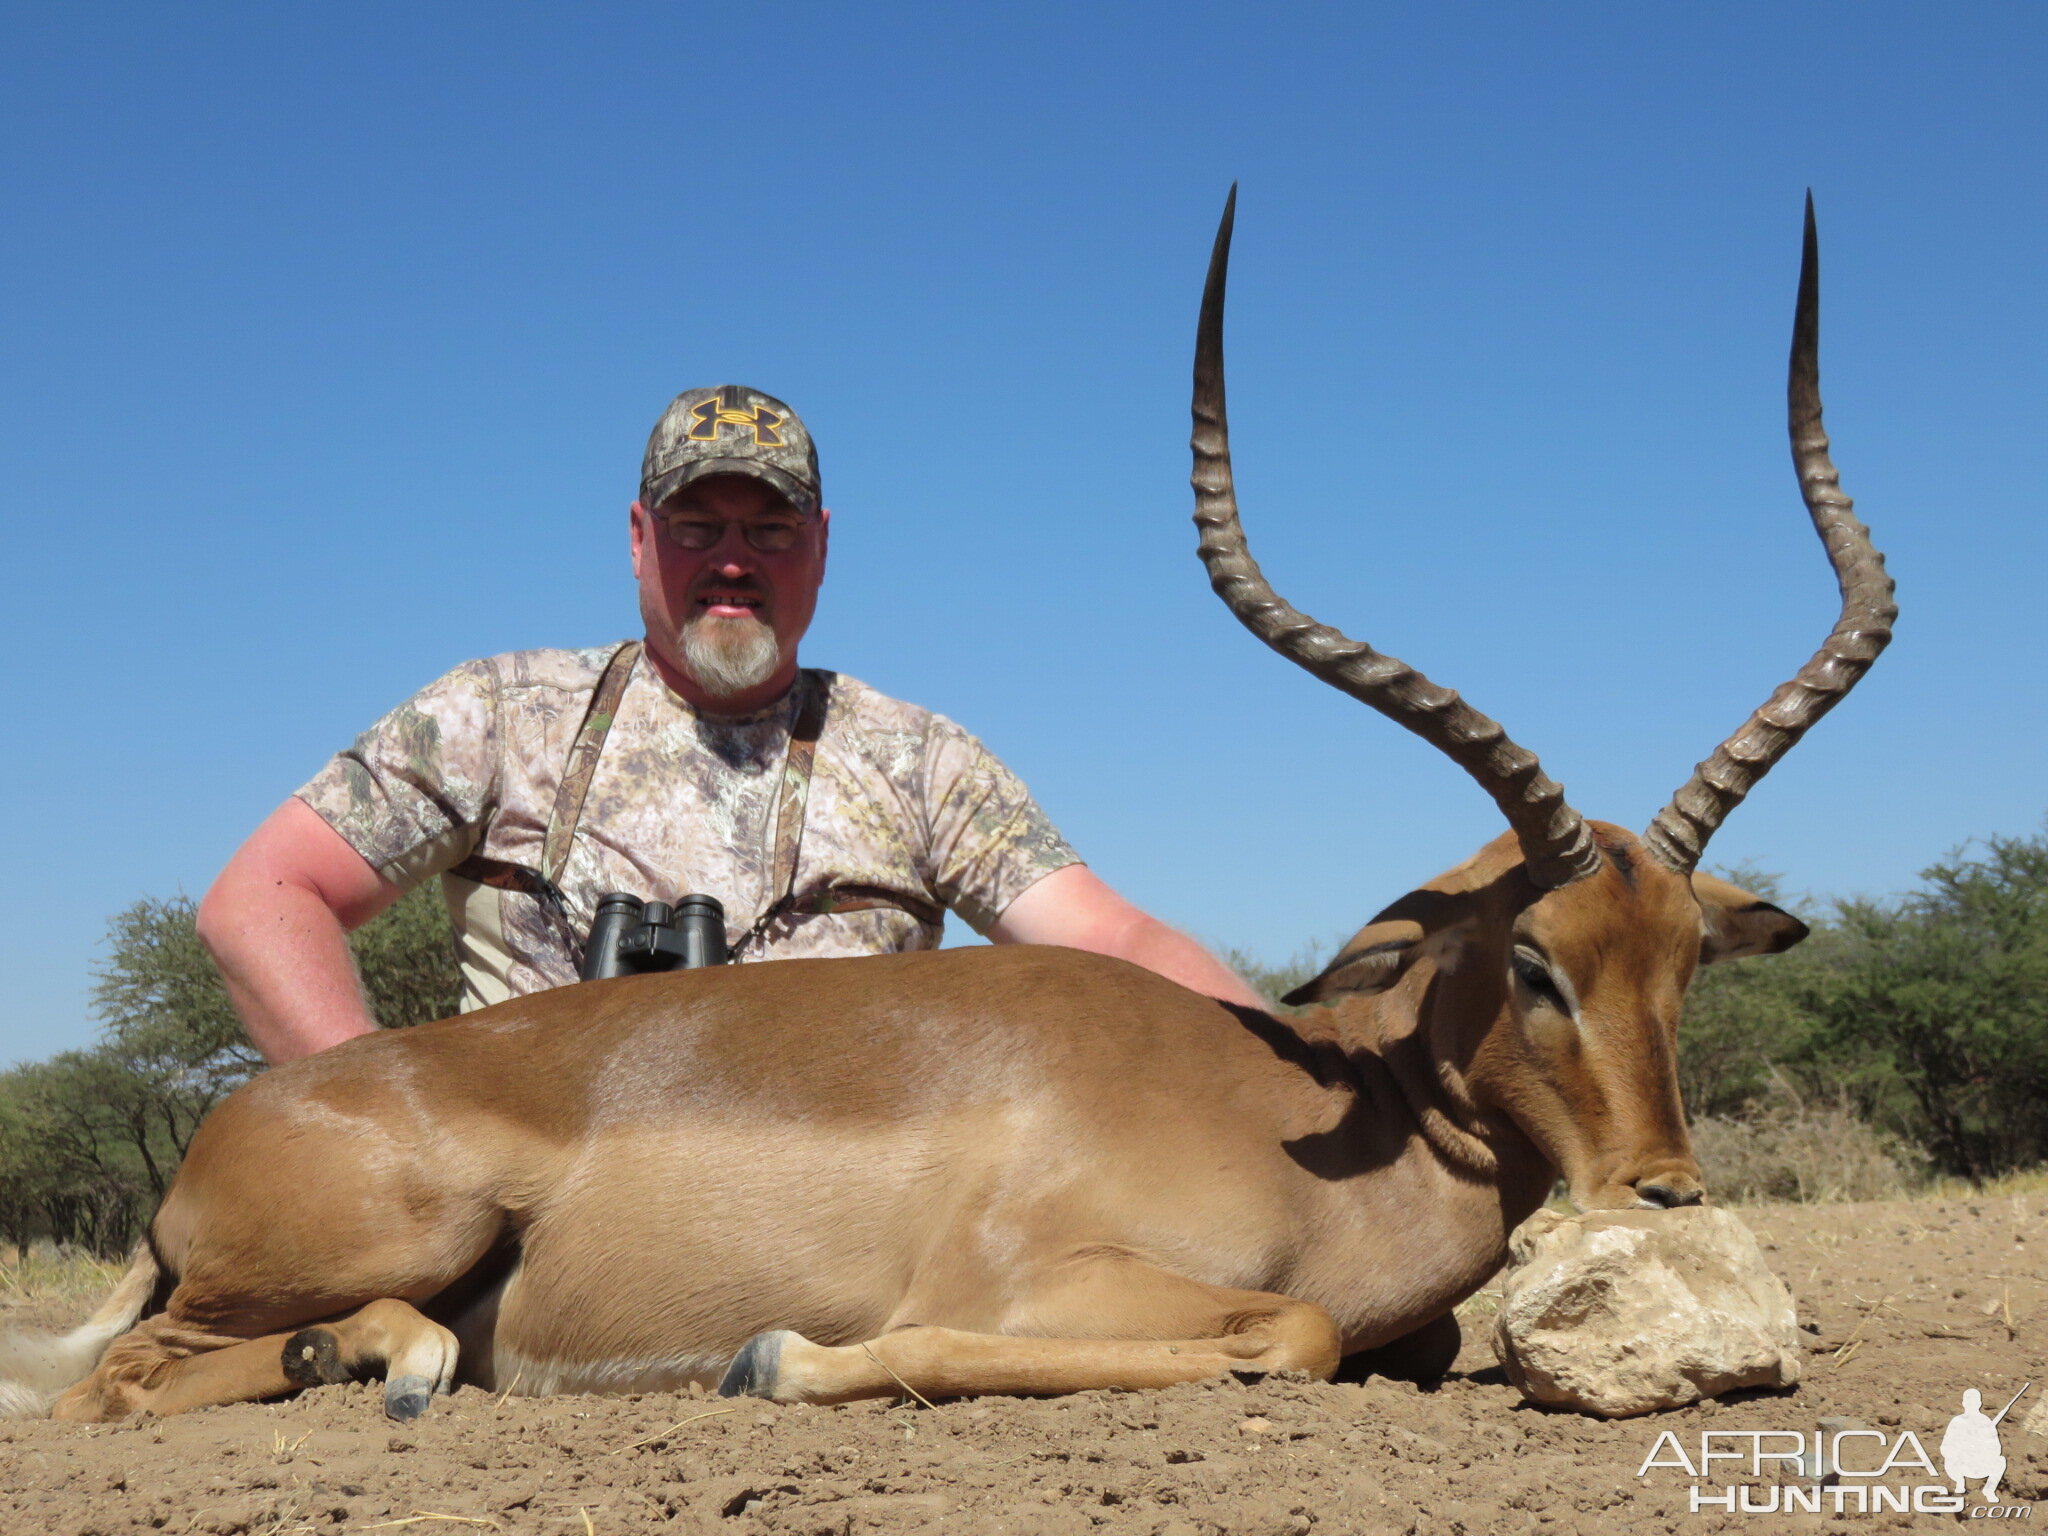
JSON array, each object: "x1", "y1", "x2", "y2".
[
  {"x1": 0, "y1": 887, "x2": 460, "y2": 1257},
  {"x1": 1680, "y1": 828, "x2": 2048, "y2": 1187},
  {"x1": 1801, "y1": 832, "x2": 2048, "y2": 1181}
]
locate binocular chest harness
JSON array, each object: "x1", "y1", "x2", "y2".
[{"x1": 450, "y1": 640, "x2": 937, "y2": 981}]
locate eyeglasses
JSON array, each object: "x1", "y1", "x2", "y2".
[{"x1": 654, "y1": 509, "x2": 813, "y2": 553}]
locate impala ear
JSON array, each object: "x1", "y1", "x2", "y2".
[
  {"x1": 1282, "y1": 920, "x2": 1426, "y2": 1005},
  {"x1": 1692, "y1": 872, "x2": 1810, "y2": 964}
]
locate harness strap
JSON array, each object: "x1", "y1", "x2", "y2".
[
  {"x1": 730, "y1": 674, "x2": 948, "y2": 953},
  {"x1": 800, "y1": 881, "x2": 944, "y2": 930},
  {"x1": 541, "y1": 639, "x2": 642, "y2": 887},
  {"x1": 447, "y1": 639, "x2": 641, "y2": 961}
]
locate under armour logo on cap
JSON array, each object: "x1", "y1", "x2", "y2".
[
  {"x1": 685, "y1": 388, "x2": 786, "y2": 448},
  {"x1": 641, "y1": 384, "x2": 820, "y2": 515}
]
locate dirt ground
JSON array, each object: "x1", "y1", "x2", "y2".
[{"x1": 3, "y1": 1193, "x2": 2043, "y2": 1535}]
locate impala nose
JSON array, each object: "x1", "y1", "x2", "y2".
[{"x1": 1634, "y1": 1179, "x2": 1705, "y2": 1209}]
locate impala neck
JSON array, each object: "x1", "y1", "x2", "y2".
[
  {"x1": 1324, "y1": 971, "x2": 1557, "y2": 1223},
  {"x1": 1276, "y1": 984, "x2": 1555, "y2": 1343}
]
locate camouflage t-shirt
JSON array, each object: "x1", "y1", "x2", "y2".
[{"x1": 295, "y1": 644, "x2": 1080, "y2": 1011}]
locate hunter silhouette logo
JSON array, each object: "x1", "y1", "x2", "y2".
[
  {"x1": 686, "y1": 393, "x2": 785, "y2": 447},
  {"x1": 1942, "y1": 1384, "x2": 2029, "y2": 1503}
]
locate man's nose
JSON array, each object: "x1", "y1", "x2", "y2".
[{"x1": 703, "y1": 521, "x2": 757, "y2": 570}]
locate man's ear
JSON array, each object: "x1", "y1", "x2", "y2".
[
  {"x1": 1283, "y1": 920, "x2": 1424, "y2": 1006},
  {"x1": 630, "y1": 501, "x2": 651, "y2": 580},
  {"x1": 1693, "y1": 872, "x2": 1810, "y2": 964}
]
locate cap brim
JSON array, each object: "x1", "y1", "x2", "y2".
[{"x1": 642, "y1": 458, "x2": 819, "y2": 515}]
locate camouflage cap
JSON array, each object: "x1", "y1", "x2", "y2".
[{"x1": 640, "y1": 384, "x2": 822, "y2": 516}]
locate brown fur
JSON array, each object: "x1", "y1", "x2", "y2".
[{"x1": 38, "y1": 821, "x2": 1801, "y2": 1420}]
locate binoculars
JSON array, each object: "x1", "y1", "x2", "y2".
[{"x1": 580, "y1": 892, "x2": 729, "y2": 980}]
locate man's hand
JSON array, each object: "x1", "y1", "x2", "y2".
[
  {"x1": 195, "y1": 799, "x2": 404, "y2": 1065},
  {"x1": 987, "y1": 864, "x2": 1268, "y2": 1011}
]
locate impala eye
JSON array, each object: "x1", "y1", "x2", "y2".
[{"x1": 1511, "y1": 948, "x2": 1569, "y2": 1012}]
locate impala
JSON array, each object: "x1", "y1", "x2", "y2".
[{"x1": 8, "y1": 191, "x2": 1892, "y2": 1423}]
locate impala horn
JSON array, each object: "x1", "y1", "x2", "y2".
[
  {"x1": 1190, "y1": 187, "x2": 1602, "y2": 890},
  {"x1": 1642, "y1": 195, "x2": 1897, "y2": 875}
]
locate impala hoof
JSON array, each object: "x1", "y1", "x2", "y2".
[
  {"x1": 282, "y1": 1327, "x2": 348, "y2": 1389},
  {"x1": 718, "y1": 1330, "x2": 791, "y2": 1399},
  {"x1": 385, "y1": 1373, "x2": 434, "y2": 1421}
]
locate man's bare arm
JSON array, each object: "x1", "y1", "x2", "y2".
[
  {"x1": 987, "y1": 863, "x2": 1268, "y2": 1011},
  {"x1": 195, "y1": 798, "x2": 406, "y2": 1065}
]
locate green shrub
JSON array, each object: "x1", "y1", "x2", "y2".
[{"x1": 0, "y1": 886, "x2": 462, "y2": 1256}]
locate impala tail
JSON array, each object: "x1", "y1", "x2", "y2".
[{"x1": 0, "y1": 1246, "x2": 158, "y2": 1417}]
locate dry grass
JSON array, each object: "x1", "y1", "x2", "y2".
[
  {"x1": 1691, "y1": 1096, "x2": 1917, "y2": 1205},
  {"x1": 1680, "y1": 1068, "x2": 1923, "y2": 1205},
  {"x1": 0, "y1": 1247, "x2": 125, "y2": 1315},
  {"x1": 1922, "y1": 1166, "x2": 2048, "y2": 1200}
]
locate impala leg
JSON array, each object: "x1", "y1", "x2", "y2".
[
  {"x1": 282, "y1": 1298, "x2": 460, "y2": 1421},
  {"x1": 52, "y1": 1297, "x2": 460, "y2": 1423},
  {"x1": 52, "y1": 1315, "x2": 307, "y2": 1422},
  {"x1": 721, "y1": 1255, "x2": 1341, "y2": 1405}
]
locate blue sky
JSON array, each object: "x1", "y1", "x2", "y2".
[{"x1": 3, "y1": 4, "x2": 2043, "y2": 1064}]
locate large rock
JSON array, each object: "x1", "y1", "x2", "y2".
[{"x1": 1490, "y1": 1205, "x2": 1801, "y2": 1418}]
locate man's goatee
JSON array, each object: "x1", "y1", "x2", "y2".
[{"x1": 681, "y1": 615, "x2": 781, "y2": 699}]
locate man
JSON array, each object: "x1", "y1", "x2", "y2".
[{"x1": 199, "y1": 385, "x2": 1260, "y2": 1063}]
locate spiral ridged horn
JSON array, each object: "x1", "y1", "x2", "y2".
[
  {"x1": 1642, "y1": 195, "x2": 1897, "y2": 874},
  {"x1": 1190, "y1": 187, "x2": 1601, "y2": 890}
]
